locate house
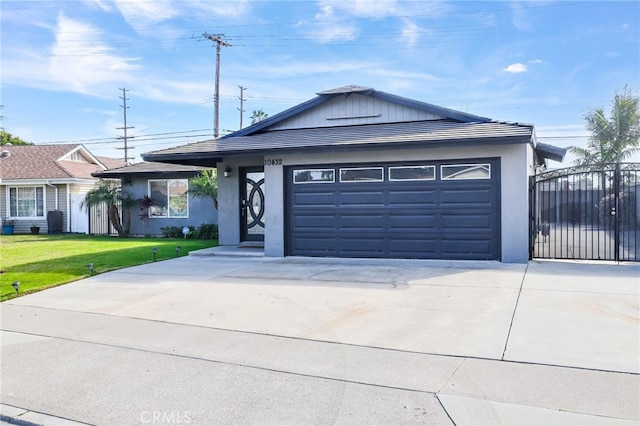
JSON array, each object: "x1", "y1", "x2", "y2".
[
  {"x1": 0, "y1": 144, "x2": 125, "y2": 234},
  {"x1": 143, "y1": 85, "x2": 566, "y2": 263},
  {"x1": 92, "y1": 161, "x2": 218, "y2": 236}
]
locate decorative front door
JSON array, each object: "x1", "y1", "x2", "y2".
[{"x1": 241, "y1": 168, "x2": 265, "y2": 242}]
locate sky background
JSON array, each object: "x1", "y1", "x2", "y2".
[{"x1": 1, "y1": 0, "x2": 639, "y2": 167}]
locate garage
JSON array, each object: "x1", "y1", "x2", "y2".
[{"x1": 287, "y1": 158, "x2": 501, "y2": 260}]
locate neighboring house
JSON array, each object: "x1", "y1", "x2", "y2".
[
  {"x1": 143, "y1": 85, "x2": 566, "y2": 263},
  {"x1": 92, "y1": 162, "x2": 217, "y2": 237},
  {"x1": 0, "y1": 144, "x2": 125, "y2": 234}
]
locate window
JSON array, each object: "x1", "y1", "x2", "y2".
[
  {"x1": 293, "y1": 169, "x2": 335, "y2": 184},
  {"x1": 389, "y1": 165, "x2": 435, "y2": 181},
  {"x1": 441, "y1": 164, "x2": 491, "y2": 180},
  {"x1": 8, "y1": 187, "x2": 45, "y2": 218},
  {"x1": 339, "y1": 167, "x2": 383, "y2": 182},
  {"x1": 148, "y1": 179, "x2": 189, "y2": 218}
]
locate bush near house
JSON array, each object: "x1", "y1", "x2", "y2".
[{"x1": 161, "y1": 223, "x2": 219, "y2": 239}]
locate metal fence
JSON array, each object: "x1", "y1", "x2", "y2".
[
  {"x1": 530, "y1": 163, "x2": 640, "y2": 262},
  {"x1": 88, "y1": 201, "x2": 118, "y2": 235}
]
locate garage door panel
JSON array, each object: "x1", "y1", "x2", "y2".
[
  {"x1": 340, "y1": 237, "x2": 386, "y2": 254},
  {"x1": 442, "y1": 238, "x2": 494, "y2": 259},
  {"x1": 441, "y1": 188, "x2": 493, "y2": 205},
  {"x1": 340, "y1": 214, "x2": 385, "y2": 229},
  {"x1": 388, "y1": 239, "x2": 437, "y2": 256},
  {"x1": 388, "y1": 190, "x2": 437, "y2": 205},
  {"x1": 291, "y1": 236, "x2": 336, "y2": 252},
  {"x1": 339, "y1": 191, "x2": 385, "y2": 206},
  {"x1": 293, "y1": 192, "x2": 336, "y2": 206},
  {"x1": 388, "y1": 214, "x2": 437, "y2": 229},
  {"x1": 441, "y1": 214, "x2": 493, "y2": 229},
  {"x1": 294, "y1": 214, "x2": 336, "y2": 229}
]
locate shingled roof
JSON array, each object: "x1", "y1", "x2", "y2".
[{"x1": 0, "y1": 144, "x2": 124, "y2": 181}]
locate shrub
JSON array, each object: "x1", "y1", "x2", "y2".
[
  {"x1": 160, "y1": 223, "x2": 218, "y2": 239},
  {"x1": 195, "y1": 223, "x2": 218, "y2": 239}
]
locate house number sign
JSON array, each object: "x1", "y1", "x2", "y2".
[{"x1": 264, "y1": 158, "x2": 283, "y2": 166}]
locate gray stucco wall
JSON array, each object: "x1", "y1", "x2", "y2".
[
  {"x1": 122, "y1": 176, "x2": 218, "y2": 237},
  {"x1": 216, "y1": 143, "x2": 533, "y2": 263}
]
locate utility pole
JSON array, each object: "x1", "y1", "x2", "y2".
[
  {"x1": 202, "y1": 33, "x2": 231, "y2": 139},
  {"x1": 237, "y1": 85, "x2": 247, "y2": 129},
  {"x1": 116, "y1": 88, "x2": 135, "y2": 165}
]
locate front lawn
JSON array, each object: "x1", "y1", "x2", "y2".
[{"x1": 0, "y1": 234, "x2": 218, "y2": 301}]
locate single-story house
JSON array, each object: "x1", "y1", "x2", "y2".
[
  {"x1": 0, "y1": 144, "x2": 124, "y2": 234},
  {"x1": 92, "y1": 161, "x2": 218, "y2": 237},
  {"x1": 143, "y1": 85, "x2": 565, "y2": 263}
]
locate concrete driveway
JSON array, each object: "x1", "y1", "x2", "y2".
[{"x1": 1, "y1": 254, "x2": 638, "y2": 425}]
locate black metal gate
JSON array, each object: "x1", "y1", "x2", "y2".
[{"x1": 530, "y1": 163, "x2": 640, "y2": 261}]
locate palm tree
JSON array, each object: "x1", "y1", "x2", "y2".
[
  {"x1": 189, "y1": 169, "x2": 218, "y2": 211},
  {"x1": 570, "y1": 85, "x2": 640, "y2": 165},
  {"x1": 82, "y1": 179, "x2": 130, "y2": 236},
  {"x1": 250, "y1": 109, "x2": 269, "y2": 125}
]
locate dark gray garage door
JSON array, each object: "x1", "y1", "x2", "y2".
[{"x1": 287, "y1": 159, "x2": 501, "y2": 260}]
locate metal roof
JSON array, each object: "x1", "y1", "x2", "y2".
[{"x1": 143, "y1": 120, "x2": 535, "y2": 164}]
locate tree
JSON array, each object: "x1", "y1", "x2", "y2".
[
  {"x1": 189, "y1": 169, "x2": 218, "y2": 211},
  {"x1": 250, "y1": 109, "x2": 269, "y2": 125},
  {"x1": 1, "y1": 130, "x2": 32, "y2": 146},
  {"x1": 82, "y1": 179, "x2": 131, "y2": 237},
  {"x1": 570, "y1": 85, "x2": 640, "y2": 165}
]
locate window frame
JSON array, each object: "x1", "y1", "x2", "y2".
[
  {"x1": 441, "y1": 163, "x2": 492, "y2": 180},
  {"x1": 147, "y1": 179, "x2": 190, "y2": 219},
  {"x1": 339, "y1": 167, "x2": 384, "y2": 183},
  {"x1": 388, "y1": 165, "x2": 436, "y2": 181},
  {"x1": 293, "y1": 169, "x2": 335, "y2": 184},
  {"x1": 7, "y1": 186, "x2": 46, "y2": 219}
]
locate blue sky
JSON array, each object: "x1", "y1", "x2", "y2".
[{"x1": 1, "y1": 1, "x2": 639, "y2": 166}]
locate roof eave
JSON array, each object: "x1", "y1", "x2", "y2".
[
  {"x1": 140, "y1": 153, "x2": 222, "y2": 167},
  {"x1": 92, "y1": 170, "x2": 202, "y2": 179},
  {"x1": 146, "y1": 135, "x2": 531, "y2": 162}
]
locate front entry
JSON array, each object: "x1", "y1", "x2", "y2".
[{"x1": 240, "y1": 167, "x2": 265, "y2": 242}]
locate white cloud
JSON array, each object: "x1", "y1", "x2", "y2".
[
  {"x1": 530, "y1": 59, "x2": 543, "y2": 64},
  {"x1": 401, "y1": 20, "x2": 421, "y2": 45},
  {"x1": 318, "y1": 0, "x2": 399, "y2": 19},
  {"x1": 114, "y1": 0, "x2": 177, "y2": 24},
  {"x1": 511, "y1": 2, "x2": 531, "y2": 30},
  {"x1": 47, "y1": 13, "x2": 140, "y2": 95},
  {"x1": 83, "y1": 0, "x2": 112, "y2": 12},
  {"x1": 502, "y1": 63, "x2": 528, "y2": 73}
]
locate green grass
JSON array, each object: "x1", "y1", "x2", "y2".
[{"x1": 0, "y1": 234, "x2": 218, "y2": 301}]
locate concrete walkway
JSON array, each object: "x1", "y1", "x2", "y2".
[{"x1": 1, "y1": 254, "x2": 638, "y2": 425}]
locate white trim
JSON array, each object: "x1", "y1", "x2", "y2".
[
  {"x1": 147, "y1": 178, "x2": 190, "y2": 219},
  {"x1": 6, "y1": 185, "x2": 47, "y2": 219},
  {"x1": 441, "y1": 163, "x2": 491, "y2": 180},
  {"x1": 1, "y1": 178, "x2": 97, "y2": 186},
  {"x1": 55, "y1": 145, "x2": 108, "y2": 170},
  {"x1": 293, "y1": 169, "x2": 335, "y2": 184},
  {"x1": 339, "y1": 167, "x2": 384, "y2": 182},
  {"x1": 389, "y1": 165, "x2": 436, "y2": 181}
]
